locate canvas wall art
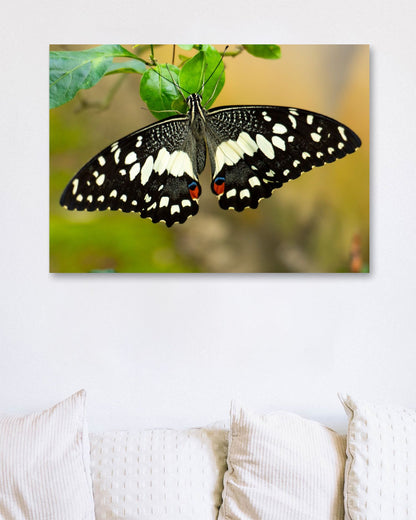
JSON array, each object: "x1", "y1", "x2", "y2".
[{"x1": 50, "y1": 44, "x2": 369, "y2": 273}]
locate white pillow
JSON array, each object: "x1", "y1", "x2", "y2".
[
  {"x1": 90, "y1": 423, "x2": 228, "y2": 520},
  {"x1": 0, "y1": 390, "x2": 95, "y2": 520},
  {"x1": 218, "y1": 402, "x2": 346, "y2": 520},
  {"x1": 341, "y1": 395, "x2": 416, "y2": 520}
]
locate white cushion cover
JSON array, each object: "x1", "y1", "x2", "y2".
[
  {"x1": 90, "y1": 423, "x2": 228, "y2": 520},
  {"x1": 218, "y1": 402, "x2": 346, "y2": 520},
  {"x1": 342, "y1": 395, "x2": 416, "y2": 520},
  {"x1": 0, "y1": 390, "x2": 95, "y2": 520}
]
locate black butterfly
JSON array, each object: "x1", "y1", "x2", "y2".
[{"x1": 60, "y1": 93, "x2": 361, "y2": 227}]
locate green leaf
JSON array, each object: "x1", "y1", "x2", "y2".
[
  {"x1": 179, "y1": 47, "x2": 225, "y2": 109},
  {"x1": 50, "y1": 45, "x2": 140, "y2": 109},
  {"x1": 193, "y1": 44, "x2": 214, "y2": 52},
  {"x1": 178, "y1": 44, "x2": 214, "y2": 52},
  {"x1": 243, "y1": 44, "x2": 281, "y2": 59},
  {"x1": 105, "y1": 59, "x2": 147, "y2": 75},
  {"x1": 140, "y1": 64, "x2": 186, "y2": 120},
  {"x1": 178, "y1": 54, "x2": 192, "y2": 65}
]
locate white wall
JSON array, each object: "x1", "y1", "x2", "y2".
[{"x1": 1, "y1": 0, "x2": 415, "y2": 433}]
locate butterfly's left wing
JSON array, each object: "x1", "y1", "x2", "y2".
[
  {"x1": 60, "y1": 115, "x2": 206, "y2": 227},
  {"x1": 205, "y1": 105, "x2": 361, "y2": 211}
]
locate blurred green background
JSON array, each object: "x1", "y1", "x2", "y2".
[{"x1": 50, "y1": 45, "x2": 369, "y2": 273}]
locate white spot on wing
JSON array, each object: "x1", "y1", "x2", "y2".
[
  {"x1": 136, "y1": 136, "x2": 143, "y2": 147},
  {"x1": 293, "y1": 160, "x2": 300, "y2": 167},
  {"x1": 302, "y1": 152, "x2": 311, "y2": 159},
  {"x1": 226, "y1": 188, "x2": 237, "y2": 198},
  {"x1": 153, "y1": 148, "x2": 196, "y2": 180},
  {"x1": 249, "y1": 176, "x2": 261, "y2": 188},
  {"x1": 256, "y1": 134, "x2": 275, "y2": 160},
  {"x1": 125, "y1": 151, "x2": 137, "y2": 165},
  {"x1": 96, "y1": 174, "x2": 105, "y2": 186},
  {"x1": 168, "y1": 151, "x2": 193, "y2": 178},
  {"x1": 97, "y1": 195, "x2": 105, "y2": 202},
  {"x1": 272, "y1": 135, "x2": 286, "y2": 151},
  {"x1": 110, "y1": 190, "x2": 117, "y2": 197},
  {"x1": 307, "y1": 114, "x2": 314, "y2": 125},
  {"x1": 288, "y1": 115, "x2": 297, "y2": 129},
  {"x1": 160, "y1": 196, "x2": 169, "y2": 208},
  {"x1": 328, "y1": 147, "x2": 335, "y2": 154},
  {"x1": 236, "y1": 132, "x2": 258, "y2": 157},
  {"x1": 141, "y1": 156, "x2": 154, "y2": 185},
  {"x1": 129, "y1": 162, "x2": 141, "y2": 181},
  {"x1": 273, "y1": 123, "x2": 287, "y2": 134},
  {"x1": 338, "y1": 126, "x2": 347, "y2": 141},
  {"x1": 311, "y1": 132, "x2": 321, "y2": 142},
  {"x1": 114, "y1": 148, "x2": 121, "y2": 164},
  {"x1": 283, "y1": 169, "x2": 290, "y2": 176},
  {"x1": 317, "y1": 152, "x2": 324, "y2": 159},
  {"x1": 87, "y1": 195, "x2": 93, "y2": 203},
  {"x1": 182, "y1": 199, "x2": 191, "y2": 207},
  {"x1": 154, "y1": 147, "x2": 171, "y2": 175},
  {"x1": 240, "y1": 189, "x2": 250, "y2": 199},
  {"x1": 98, "y1": 156, "x2": 106, "y2": 166},
  {"x1": 171, "y1": 205, "x2": 180, "y2": 215},
  {"x1": 119, "y1": 169, "x2": 127, "y2": 176},
  {"x1": 76, "y1": 194, "x2": 83, "y2": 202},
  {"x1": 72, "y1": 179, "x2": 79, "y2": 195},
  {"x1": 144, "y1": 194, "x2": 152, "y2": 203},
  {"x1": 213, "y1": 132, "x2": 258, "y2": 175},
  {"x1": 120, "y1": 194, "x2": 127, "y2": 202},
  {"x1": 214, "y1": 141, "x2": 239, "y2": 173},
  {"x1": 338, "y1": 142, "x2": 345, "y2": 149}
]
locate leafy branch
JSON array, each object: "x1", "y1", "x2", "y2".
[{"x1": 49, "y1": 44, "x2": 281, "y2": 120}]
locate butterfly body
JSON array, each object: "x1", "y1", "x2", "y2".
[{"x1": 60, "y1": 93, "x2": 361, "y2": 227}]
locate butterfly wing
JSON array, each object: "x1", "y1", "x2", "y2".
[
  {"x1": 60, "y1": 115, "x2": 206, "y2": 226},
  {"x1": 205, "y1": 105, "x2": 361, "y2": 211}
]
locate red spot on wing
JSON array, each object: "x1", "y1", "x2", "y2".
[
  {"x1": 213, "y1": 179, "x2": 225, "y2": 196},
  {"x1": 189, "y1": 184, "x2": 201, "y2": 200}
]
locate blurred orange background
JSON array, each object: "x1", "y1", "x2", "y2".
[{"x1": 50, "y1": 44, "x2": 369, "y2": 273}]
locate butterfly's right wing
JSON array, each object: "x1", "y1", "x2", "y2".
[
  {"x1": 60, "y1": 115, "x2": 206, "y2": 226},
  {"x1": 205, "y1": 105, "x2": 361, "y2": 212}
]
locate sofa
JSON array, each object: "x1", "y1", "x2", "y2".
[{"x1": 1, "y1": 391, "x2": 415, "y2": 520}]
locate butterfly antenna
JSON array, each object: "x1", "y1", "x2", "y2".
[
  {"x1": 198, "y1": 45, "x2": 229, "y2": 96},
  {"x1": 150, "y1": 65, "x2": 190, "y2": 102},
  {"x1": 201, "y1": 58, "x2": 207, "y2": 97},
  {"x1": 203, "y1": 61, "x2": 225, "y2": 108},
  {"x1": 165, "y1": 64, "x2": 189, "y2": 102}
]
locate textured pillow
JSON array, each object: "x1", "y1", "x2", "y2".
[
  {"x1": 218, "y1": 402, "x2": 346, "y2": 520},
  {"x1": 90, "y1": 423, "x2": 228, "y2": 520},
  {"x1": 341, "y1": 395, "x2": 416, "y2": 520},
  {"x1": 0, "y1": 390, "x2": 95, "y2": 520}
]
